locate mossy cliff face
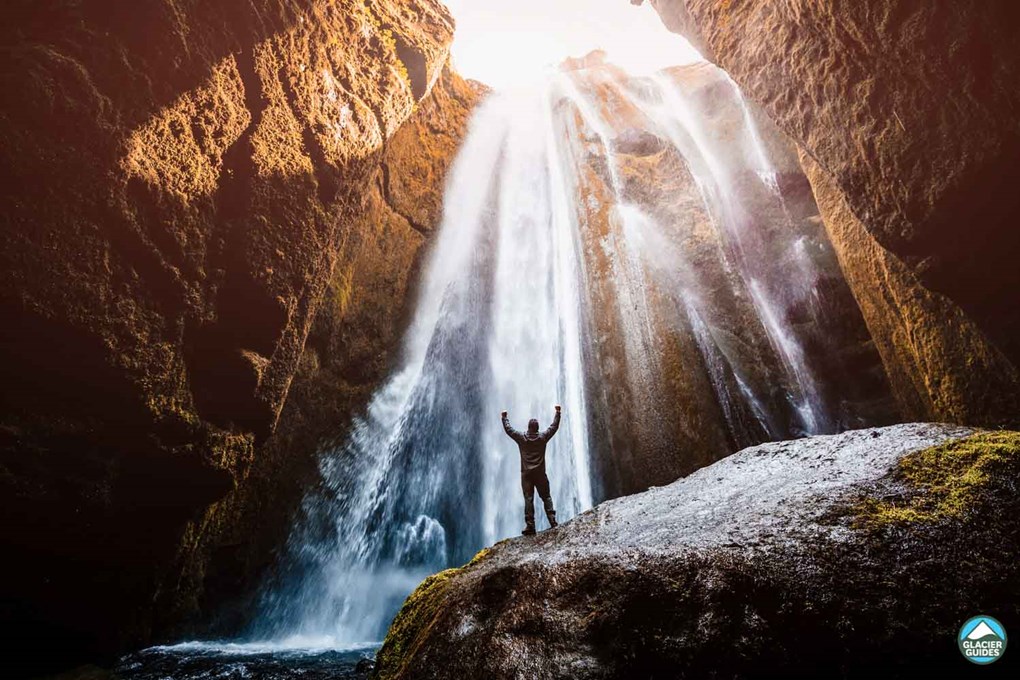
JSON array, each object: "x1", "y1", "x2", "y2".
[
  {"x1": 0, "y1": 0, "x2": 463, "y2": 670},
  {"x1": 374, "y1": 424, "x2": 1020, "y2": 678},
  {"x1": 641, "y1": 0, "x2": 1020, "y2": 426}
]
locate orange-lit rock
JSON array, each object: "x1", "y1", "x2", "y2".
[{"x1": 561, "y1": 60, "x2": 894, "y2": 493}]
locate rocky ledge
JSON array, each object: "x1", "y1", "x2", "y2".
[{"x1": 374, "y1": 423, "x2": 1020, "y2": 678}]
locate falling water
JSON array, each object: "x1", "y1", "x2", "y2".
[
  {"x1": 633, "y1": 70, "x2": 836, "y2": 435},
  {"x1": 683, "y1": 296, "x2": 778, "y2": 447},
  {"x1": 557, "y1": 64, "x2": 833, "y2": 442},
  {"x1": 254, "y1": 80, "x2": 595, "y2": 646},
  {"x1": 254, "y1": 60, "x2": 844, "y2": 648}
]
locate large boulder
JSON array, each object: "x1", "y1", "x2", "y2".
[
  {"x1": 638, "y1": 0, "x2": 1020, "y2": 427},
  {"x1": 375, "y1": 423, "x2": 1020, "y2": 678}
]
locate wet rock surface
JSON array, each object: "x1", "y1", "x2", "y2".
[
  {"x1": 375, "y1": 423, "x2": 1020, "y2": 678},
  {"x1": 641, "y1": 0, "x2": 1020, "y2": 427}
]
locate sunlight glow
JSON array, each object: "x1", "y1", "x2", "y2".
[{"x1": 442, "y1": 0, "x2": 704, "y2": 89}]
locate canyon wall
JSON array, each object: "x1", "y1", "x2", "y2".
[
  {"x1": 0, "y1": 0, "x2": 476, "y2": 670},
  {"x1": 642, "y1": 0, "x2": 1020, "y2": 426}
]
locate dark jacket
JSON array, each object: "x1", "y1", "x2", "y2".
[{"x1": 503, "y1": 411, "x2": 561, "y2": 473}]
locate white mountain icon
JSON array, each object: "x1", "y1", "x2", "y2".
[{"x1": 966, "y1": 621, "x2": 999, "y2": 640}]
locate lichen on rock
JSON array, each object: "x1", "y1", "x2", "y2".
[{"x1": 855, "y1": 430, "x2": 1020, "y2": 528}]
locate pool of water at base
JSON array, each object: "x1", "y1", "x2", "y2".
[{"x1": 113, "y1": 641, "x2": 379, "y2": 680}]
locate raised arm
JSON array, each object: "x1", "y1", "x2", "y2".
[
  {"x1": 502, "y1": 410, "x2": 524, "y2": 443},
  {"x1": 542, "y1": 405, "x2": 561, "y2": 441}
]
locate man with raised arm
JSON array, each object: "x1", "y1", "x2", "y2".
[{"x1": 501, "y1": 405, "x2": 562, "y2": 536}]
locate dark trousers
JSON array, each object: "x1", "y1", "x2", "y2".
[{"x1": 522, "y1": 470, "x2": 555, "y2": 526}]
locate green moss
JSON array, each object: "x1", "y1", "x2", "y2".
[
  {"x1": 373, "y1": 568, "x2": 458, "y2": 680},
  {"x1": 465, "y1": 546, "x2": 491, "y2": 566},
  {"x1": 360, "y1": 0, "x2": 412, "y2": 95},
  {"x1": 374, "y1": 548, "x2": 492, "y2": 679},
  {"x1": 856, "y1": 431, "x2": 1020, "y2": 528}
]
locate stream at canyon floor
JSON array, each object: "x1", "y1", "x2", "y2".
[{"x1": 114, "y1": 642, "x2": 378, "y2": 680}]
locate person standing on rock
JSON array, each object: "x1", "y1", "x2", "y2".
[{"x1": 501, "y1": 405, "x2": 561, "y2": 536}]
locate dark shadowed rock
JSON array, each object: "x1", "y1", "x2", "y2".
[
  {"x1": 801, "y1": 151, "x2": 1020, "y2": 427},
  {"x1": 374, "y1": 424, "x2": 1020, "y2": 678}
]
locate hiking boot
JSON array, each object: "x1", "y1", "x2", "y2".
[
  {"x1": 521, "y1": 525, "x2": 536, "y2": 536},
  {"x1": 547, "y1": 511, "x2": 558, "y2": 529}
]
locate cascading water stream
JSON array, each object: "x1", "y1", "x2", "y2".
[
  {"x1": 634, "y1": 71, "x2": 836, "y2": 435},
  {"x1": 251, "y1": 60, "x2": 848, "y2": 650},
  {"x1": 556, "y1": 66, "x2": 827, "y2": 443},
  {"x1": 253, "y1": 80, "x2": 596, "y2": 646},
  {"x1": 556, "y1": 74, "x2": 665, "y2": 393}
]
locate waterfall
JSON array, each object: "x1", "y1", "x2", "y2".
[
  {"x1": 253, "y1": 61, "x2": 848, "y2": 648},
  {"x1": 635, "y1": 70, "x2": 836, "y2": 435},
  {"x1": 254, "y1": 80, "x2": 595, "y2": 646}
]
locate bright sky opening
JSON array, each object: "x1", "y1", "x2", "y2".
[{"x1": 441, "y1": 0, "x2": 704, "y2": 89}]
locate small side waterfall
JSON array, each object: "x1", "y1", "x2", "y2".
[
  {"x1": 253, "y1": 59, "x2": 865, "y2": 647},
  {"x1": 637, "y1": 70, "x2": 836, "y2": 435}
]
